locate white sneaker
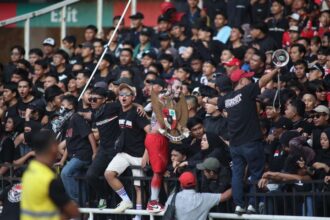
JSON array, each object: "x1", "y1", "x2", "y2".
[
  {"x1": 113, "y1": 200, "x2": 133, "y2": 213},
  {"x1": 234, "y1": 205, "x2": 246, "y2": 215},
  {"x1": 98, "y1": 199, "x2": 107, "y2": 209},
  {"x1": 247, "y1": 204, "x2": 257, "y2": 214}
]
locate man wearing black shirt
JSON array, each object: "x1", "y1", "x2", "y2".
[
  {"x1": 207, "y1": 67, "x2": 279, "y2": 214},
  {"x1": 171, "y1": 23, "x2": 192, "y2": 50},
  {"x1": 83, "y1": 87, "x2": 121, "y2": 209},
  {"x1": 104, "y1": 82, "x2": 150, "y2": 214},
  {"x1": 59, "y1": 95, "x2": 97, "y2": 203},
  {"x1": 17, "y1": 79, "x2": 35, "y2": 119},
  {"x1": 3, "y1": 83, "x2": 19, "y2": 118},
  {"x1": 250, "y1": 22, "x2": 278, "y2": 54}
]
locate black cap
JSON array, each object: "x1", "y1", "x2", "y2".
[
  {"x1": 147, "y1": 77, "x2": 166, "y2": 88},
  {"x1": 140, "y1": 27, "x2": 152, "y2": 37},
  {"x1": 113, "y1": 77, "x2": 133, "y2": 86},
  {"x1": 102, "y1": 54, "x2": 113, "y2": 64},
  {"x1": 142, "y1": 50, "x2": 157, "y2": 59},
  {"x1": 158, "y1": 14, "x2": 171, "y2": 23},
  {"x1": 158, "y1": 32, "x2": 171, "y2": 41},
  {"x1": 129, "y1": 12, "x2": 144, "y2": 19},
  {"x1": 28, "y1": 99, "x2": 46, "y2": 115},
  {"x1": 279, "y1": 130, "x2": 300, "y2": 147},
  {"x1": 274, "y1": 117, "x2": 293, "y2": 130},
  {"x1": 215, "y1": 74, "x2": 232, "y2": 93},
  {"x1": 91, "y1": 87, "x2": 108, "y2": 97}
]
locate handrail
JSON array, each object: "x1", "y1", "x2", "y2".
[
  {"x1": 0, "y1": 0, "x2": 80, "y2": 27},
  {"x1": 79, "y1": 208, "x2": 330, "y2": 220}
]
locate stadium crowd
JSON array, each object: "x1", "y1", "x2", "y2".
[{"x1": 1, "y1": 0, "x2": 330, "y2": 219}]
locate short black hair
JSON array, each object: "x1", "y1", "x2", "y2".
[
  {"x1": 187, "y1": 117, "x2": 203, "y2": 130},
  {"x1": 293, "y1": 59, "x2": 308, "y2": 69},
  {"x1": 77, "y1": 69, "x2": 92, "y2": 78},
  {"x1": 18, "y1": 78, "x2": 33, "y2": 88},
  {"x1": 29, "y1": 48, "x2": 43, "y2": 57},
  {"x1": 45, "y1": 72, "x2": 59, "y2": 83},
  {"x1": 85, "y1": 24, "x2": 98, "y2": 33},
  {"x1": 214, "y1": 10, "x2": 227, "y2": 20},
  {"x1": 3, "y1": 82, "x2": 18, "y2": 93},
  {"x1": 120, "y1": 48, "x2": 133, "y2": 56},
  {"x1": 54, "y1": 49, "x2": 69, "y2": 64},
  {"x1": 253, "y1": 50, "x2": 266, "y2": 63},
  {"x1": 62, "y1": 94, "x2": 78, "y2": 110},
  {"x1": 291, "y1": 43, "x2": 306, "y2": 56},
  {"x1": 12, "y1": 68, "x2": 29, "y2": 80},
  {"x1": 30, "y1": 129, "x2": 56, "y2": 153},
  {"x1": 34, "y1": 59, "x2": 48, "y2": 69},
  {"x1": 10, "y1": 45, "x2": 25, "y2": 56}
]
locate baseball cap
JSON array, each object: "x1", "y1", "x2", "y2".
[
  {"x1": 129, "y1": 12, "x2": 144, "y2": 20},
  {"x1": 158, "y1": 32, "x2": 171, "y2": 41},
  {"x1": 289, "y1": 26, "x2": 299, "y2": 32},
  {"x1": 142, "y1": 50, "x2": 157, "y2": 59},
  {"x1": 179, "y1": 172, "x2": 196, "y2": 188},
  {"x1": 223, "y1": 57, "x2": 240, "y2": 67},
  {"x1": 196, "y1": 157, "x2": 220, "y2": 171},
  {"x1": 158, "y1": 14, "x2": 171, "y2": 23},
  {"x1": 146, "y1": 77, "x2": 165, "y2": 88},
  {"x1": 113, "y1": 77, "x2": 133, "y2": 86},
  {"x1": 289, "y1": 13, "x2": 300, "y2": 21},
  {"x1": 309, "y1": 63, "x2": 325, "y2": 76},
  {"x1": 94, "y1": 81, "x2": 108, "y2": 89},
  {"x1": 91, "y1": 87, "x2": 108, "y2": 97},
  {"x1": 215, "y1": 74, "x2": 232, "y2": 93},
  {"x1": 43, "y1": 37, "x2": 55, "y2": 46},
  {"x1": 274, "y1": 117, "x2": 293, "y2": 130},
  {"x1": 230, "y1": 69, "x2": 254, "y2": 82},
  {"x1": 313, "y1": 105, "x2": 330, "y2": 115},
  {"x1": 118, "y1": 83, "x2": 137, "y2": 97},
  {"x1": 81, "y1": 41, "x2": 94, "y2": 49},
  {"x1": 140, "y1": 28, "x2": 152, "y2": 37},
  {"x1": 102, "y1": 54, "x2": 113, "y2": 64},
  {"x1": 192, "y1": 87, "x2": 201, "y2": 96}
]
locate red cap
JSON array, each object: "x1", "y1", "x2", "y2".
[
  {"x1": 223, "y1": 57, "x2": 240, "y2": 67},
  {"x1": 230, "y1": 69, "x2": 255, "y2": 82},
  {"x1": 179, "y1": 172, "x2": 196, "y2": 188}
]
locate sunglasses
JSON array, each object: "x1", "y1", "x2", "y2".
[
  {"x1": 312, "y1": 113, "x2": 327, "y2": 119},
  {"x1": 88, "y1": 97, "x2": 103, "y2": 103},
  {"x1": 119, "y1": 92, "x2": 133, "y2": 97}
]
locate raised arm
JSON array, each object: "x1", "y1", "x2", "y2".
[{"x1": 258, "y1": 68, "x2": 279, "y2": 88}]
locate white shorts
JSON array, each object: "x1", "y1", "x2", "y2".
[{"x1": 106, "y1": 152, "x2": 144, "y2": 186}]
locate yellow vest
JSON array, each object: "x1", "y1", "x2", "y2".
[{"x1": 20, "y1": 160, "x2": 60, "y2": 220}]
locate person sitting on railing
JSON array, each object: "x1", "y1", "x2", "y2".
[
  {"x1": 104, "y1": 81, "x2": 150, "y2": 217},
  {"x1": 164, "y1": 171, "x2": 232, "y2": 220}
]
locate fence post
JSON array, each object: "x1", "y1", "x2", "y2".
[
  {"x1": 24, "y1": 18, "x2": 30, "y2": 60},
  {"x1": 60, "y1": 6, "x2": 66, "y2": 47},
  {"x1": 131, "y1": 0, "x2": 137, "y2": 15},
  {"x1": 97, "y1": 0, "x2": 103, "y2": 36}
]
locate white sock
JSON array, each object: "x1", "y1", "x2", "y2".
[
  {"x1": 115, "y1": 187, "x2": 131, "y2": 202},
  {"x1": 134, "y1": 204, "x2": 142, "y2": 220},
  {"x1": 151, "y1": 186, "x2": 160, "y2": 201}
]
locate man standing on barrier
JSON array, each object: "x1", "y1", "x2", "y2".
[
  {"x1": 206, "y1": 67, "x2": 280, "y2": 214},
  {"x1": 104, "y1": 81, "x2": 150, "y2": 216},
  {"x1": 145, "y1": 77, "x2": 189, "y2": 213}
]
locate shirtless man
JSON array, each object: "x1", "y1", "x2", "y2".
[{"x1": 145, "y1": 77, "x2": 188, "y2": 213}]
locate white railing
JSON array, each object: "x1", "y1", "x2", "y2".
[
  {"x1": 0, "y1": 0, "x2": 79, "y2": 59},
  {"x1": 79, "y1": 208, "x2": 330, "y2": 220}
]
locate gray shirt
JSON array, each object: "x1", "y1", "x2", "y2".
[{"x1": 165, "y1": 189, "x2": 221, "y2": 220}]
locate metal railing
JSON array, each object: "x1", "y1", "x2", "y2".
[{"x1": 78, "y1": 208, "x2": 330, "y2": 220}]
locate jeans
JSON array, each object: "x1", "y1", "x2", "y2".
[
  {"x1": 86, "y1": 148, "x2": 116, "y2": 199},
  {"x1": 230, "y1": 141, "x2": 265, "y2": 207},
  {"x1": 61, "y1": 157, "x2": 90, "y2": 203}
]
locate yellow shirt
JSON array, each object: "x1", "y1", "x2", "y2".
[{"x1": 20, "y1": 160, "x2": 60, "y2": 220}]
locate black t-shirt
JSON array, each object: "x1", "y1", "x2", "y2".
[
  {"x1": 118, "y1": 106, "x2": 149, "y2": 157},
  {"x1": 65, "y1": 113, "x2": 92, "y2": 161},
  {"x1": 5, "y1": 104, "x2": 19, "y2": 119},
  {"x1": 49, "y1": 178, "x2": 71, "y2": 208},
  {"x1": 217, "y1": 83, "x2": 262, "y2": 146},
  {"x1": 0, "y1": 183, "x2": 21, "y2": 220},
  {"x1": 17, "y1": 97, "x2": 35, "y2": 119},
  {"x1": 92, "y1": 102, "x2": 121, "y2": 149},
  {"x1": 0, "y1": 137, "x2": 15, "y2": 166}
]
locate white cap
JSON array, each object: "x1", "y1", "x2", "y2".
[
  {"x1": 289, "y1": 13, "x2": 300, "y2": 21},
  {"x1": 289, "y1": 26, "x2": 299, "y2": 32},
  {"x1": 42, "y1": 37, "x2": 55, "y2": 46},
  {"x1": 313, "y1": 105, "x2": 330, "y2": 115}
]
